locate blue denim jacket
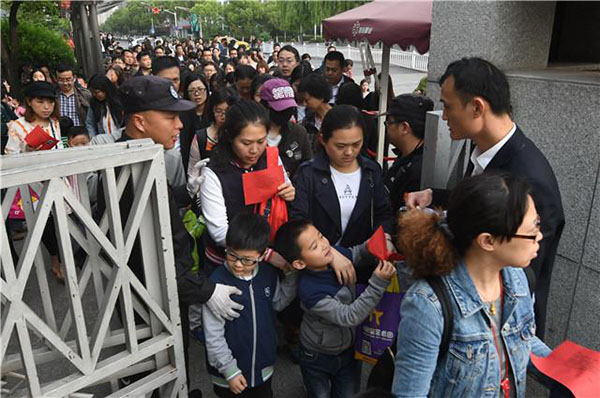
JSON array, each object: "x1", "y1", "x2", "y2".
[{"x1": 392, "y1": 262, "x2": 551, "y2": 398}]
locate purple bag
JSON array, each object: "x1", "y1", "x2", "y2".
[{"x1": 354, "y1": 275, "x2": 403, "y2": 364}]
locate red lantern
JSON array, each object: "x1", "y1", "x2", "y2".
[
  {"x1": 60, "y1": 0, "x2": 71, "y2": 10},
  {"x1": 152, "y1": 7, "x2": 161, "y2": 14}
]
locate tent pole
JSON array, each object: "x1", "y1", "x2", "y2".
[{"x1": 376, "y1": 44, "x2": 391, "y2": 166}]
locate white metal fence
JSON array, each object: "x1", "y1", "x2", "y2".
[
  {"x1": 280, "y1": 42, "x2": 429, "y2": 72},
  {"x1": 0, "y1": 140, "x2": 187, "y2": 397}
]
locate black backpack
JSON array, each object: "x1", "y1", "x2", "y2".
[{"x1": 367, "y1": 267, "x2": 536, "y2": 391}]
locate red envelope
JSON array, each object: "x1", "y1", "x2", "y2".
[
  {"x1": 367, "y1": 226, "x2": 403, "y2": 261},
  {"x1": 24, "y1": 125, "x2": 59, "y2": 150},
  {"x1": 531, "y1": 340, "x2": 600, "y2": 397},
  {"x1": 242, "y1": 165, "x2": 285, "y2": 205}
]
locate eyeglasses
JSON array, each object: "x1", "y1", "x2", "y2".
[
  {"x1": 188, "y1": 88, "x2": 207, "y2": 95},
  {"x1": 225, "y1": 249, "x2": 263, "y2": 266},
  {"x1": 213, "y1": 108, "x2": 227, "y2": 116},
  {"x1": 384, "y1": 120, "x2": 402, "y2": 127},
  {"x1": 57, "y1": 78, "x2": 73, "y2": 84},
  {"x1": 512, "y1": 216, "x2": 541, "y2": 241}
]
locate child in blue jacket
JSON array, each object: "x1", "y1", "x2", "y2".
[
  {"x1": 202, "y1": 213, "x2": 297, "y2": 397},
  {"x1": 274, "y1": 219, "x2": 396, "y2": 398}
]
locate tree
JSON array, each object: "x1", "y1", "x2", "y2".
[
  {"x1": 190, "y1": 0, "x2": 223, "y2": 38},
  {"x1": 1, "y1": 0, "x2": 73, "y2": 89},
  {"x1": 273, "y1": 1, "x2": 367, "y2": 37},
  {"x1": 1, "y1": 1, "x2": 22, "y2": 89},
  {"x1": 102, "y1": 2, "x2": 158, "y2": 35},
  {"x1": 1, "y1": 21, "x2": 75, "y2": 68},
  {"x1": 102, "y1": 1, "x2": 198, "y2": 36},
  {"x1": 223, "y1": 0, "x2": 267, "y2": 39},
  {"x1": 100, "y1": 0, "x2": 368, "y2": 40}
]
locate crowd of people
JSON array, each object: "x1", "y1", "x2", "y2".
[{"x1": 1, "y1": 33, "x2": 569, "y2": 398}]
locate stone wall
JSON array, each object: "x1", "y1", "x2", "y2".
[{"x1": 425, "y1": 2, "x2": 600, "y2": 394}]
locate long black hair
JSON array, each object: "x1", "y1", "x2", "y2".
[
  {"x1": 211, "y1": 99, "x2": 269, "y2": 169},
  {"x1": 182, "y1": 72, "x2": 210, "y2": 122},
  {"x1": 205, "y1": 87, "x2": 238, "y2": 124},
  {"x1": 320, "y1": 104, "x2": 366, "y2": 142},
  {"x1": 88, "y1": 74, "x2": 123, "y2": 127}
]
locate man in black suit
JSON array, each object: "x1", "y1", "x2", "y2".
[
  {"x1": 323, "y1": 50, "x2": 354, "y2": 105},
  {"x1": 407, "y1": 57, "x2": 565, "y2": 340}
]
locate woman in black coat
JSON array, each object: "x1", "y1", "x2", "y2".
[{"x1": 291, "y1": 105, "x2": 394, "y2": 251}]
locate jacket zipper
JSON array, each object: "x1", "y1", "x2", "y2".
[{"x1": 249, "y1": 281, "x2": 257, "y2": 387}]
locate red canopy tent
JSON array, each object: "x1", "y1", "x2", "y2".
[{"x1": 323, "y1": 0, "x2": 432, "y2": 165}]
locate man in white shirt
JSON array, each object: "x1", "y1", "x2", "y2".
[
  {"x1": 323, "y1": 51, "x2": 354, "y2": 105},
  {"x1": 407, "y1": 57, "x2": 564, "y2": 340}
]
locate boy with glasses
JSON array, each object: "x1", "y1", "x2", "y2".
[{"x1": 202, "y1": 213, "x2": 298, "y2": 397}]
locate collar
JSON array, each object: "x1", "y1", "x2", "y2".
[
  {"x1": 60, "y1": 90, "x2": 75, "y2": 98},
  {"x1": 445, "y1": 262, "x2": 528, "y2": 318},
  {"x1": 333, "y1": 77, "x2": 345, "y2": 89},
  {"x1": 470, "y1": 123, "x2": 516, "y2": 173}
]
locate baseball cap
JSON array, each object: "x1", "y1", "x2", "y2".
[
  {"x1": 259, "y1": 78, "x2": 297, "y2": 111},
  {"x1": 381, "y1": 93, "x2": 434, "y2": 124},
  {"x1": 119, "y1": 75, "x2": 195, "y2": 114},
  {"x1": 24, "y1": 81, "x2": 56, "y2": 99}
]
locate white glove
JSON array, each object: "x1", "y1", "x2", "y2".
[
  {"x1": 187, "y1": 158, "x2": 210, "y2": 198},
  {"x1": 206, "y1": 283, "x2": 244, "y2": 321}
]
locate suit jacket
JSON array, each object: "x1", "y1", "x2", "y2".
[{"x1": 433, "y1": 127, "x2": 565, "y2": 300}]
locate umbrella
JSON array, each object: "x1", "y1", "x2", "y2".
[{"x1": 323, "y1": 0, "x2": 432, "y2": 165}]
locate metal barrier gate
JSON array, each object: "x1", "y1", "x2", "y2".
[{"x1": 1, "y1": 140, "x2": 188, "y2": 397}]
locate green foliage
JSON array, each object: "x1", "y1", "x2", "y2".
[
  {"x1": 274, "y1": 1, "x2": 367, "y2": 35},
  {"x1": 1, "y1": 20, "x2": 75, "y2": 68},
  {"x1": 101, "y1": 0, "x2": 368, "y2": 39},
  {"x1": 1, "y1": 1, "x2": 70, "y2": 34},
  {"x1": 102, "y1": 1, "x2": 198, "y2": 35},
  {"x1": 190, "y1": 0, "x2": 223, "y2": 37},
  {"x1": 102, "y1": 2, "x2": 156, "y2": 35}
]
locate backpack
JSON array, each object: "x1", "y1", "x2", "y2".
[{"x1": 367, "y1": 266, "x2": 536, "y2": 391}]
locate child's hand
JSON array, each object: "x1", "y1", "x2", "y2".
[
  {"x1": 228, "y1": 374, "x2": 247, "y2": 394},
  {"x1": 374, "y1": 260, "x2": 396, "y2": 281}
]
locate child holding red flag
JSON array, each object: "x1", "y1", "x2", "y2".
[{"x1": 274, "y1": 219, "x2": 396, "y2": 398}]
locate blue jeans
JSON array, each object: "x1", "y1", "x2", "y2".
[{"x1": 298, "y1": 345, "x2": 360, "y2": 398}]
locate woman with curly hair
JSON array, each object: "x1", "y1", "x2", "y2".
[{"x1": 392, "y1": 172, "x2": 551, "y2": 398}]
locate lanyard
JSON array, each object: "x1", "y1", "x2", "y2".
[
  {"x1": 489, "y1": 274, "x2": 510, "y2": 398},
  {"x1": 48, "y1": 120, "x2": 56, "y2": 139},
  {"x1": 107, "y1": 112, "x2": 112, "y2": 136}
]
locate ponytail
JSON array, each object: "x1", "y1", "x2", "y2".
[
  {"x1": 397, "y1": 172, "x2": 532, "y2": 279},
  {"x1": 397, "y1": 210, "x2": 457, "y2": 278}
]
